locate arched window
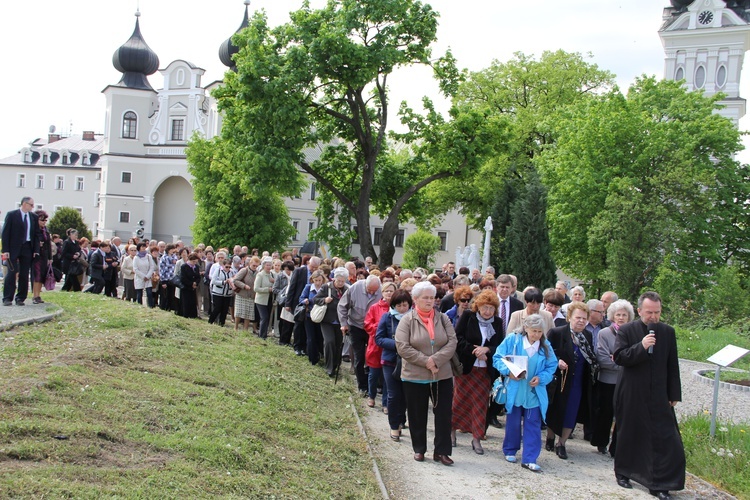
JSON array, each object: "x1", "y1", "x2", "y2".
[
  {"x1": 717, "y1": 65, "x2": 727, "y2": 88},
  {"x1": 122, "y1": 111, "x2": 137, "y2": 139},
  {"x1": 695, "y1": 65, "x2": 706, "y2": 89},
  {"x1": 675, "y1": 67, "x2": 684, "y2": 81}
]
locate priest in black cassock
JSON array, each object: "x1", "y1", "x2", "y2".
[{"x1": 612, "y1": 291, "x2": 684, "y2": 500}]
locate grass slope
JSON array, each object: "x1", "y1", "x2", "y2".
[{"x1": 0, "y1": 293, "x2": 379, "y2": 498}]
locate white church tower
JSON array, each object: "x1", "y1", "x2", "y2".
[{"x1": 660, "y1": 0, "x2": 750, "y2": 126}]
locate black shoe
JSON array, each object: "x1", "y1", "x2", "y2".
[
  {"x1": 545, "y1": 437, "x2": 555, "y2": 452},
  {"x1": 597, "y1": 445, "x2": 608, "y2": 455},
  {"x1": 342, "y1": 355, "x2": 351, "y2": 362},
  {"x1": 15, "y1": 300, "x2": 25, "y2": 306},
  {"x1": 555, "y1": 444, "x2": 568, "y2": 460},
  {"x1": 616, "y1": 475, "x2": 632, "y2": 489},
  {"x1": 489, "y1": 417, "x2": 503, "y2": 429},
  {"x1": 2, "y1": 300, "x2": 12, "y2": 306},
  {"x1": 649, "y1": 491, "x2": 671, "y2": 499}
]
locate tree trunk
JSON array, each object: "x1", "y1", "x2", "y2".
[{"x1": 377, "y1": 216, "x2": 400, "y2": 267}]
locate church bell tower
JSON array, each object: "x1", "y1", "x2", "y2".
[{"x1": 660, "y1": 0, "x2": 750, "y2": 126}]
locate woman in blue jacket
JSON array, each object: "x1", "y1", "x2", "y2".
[
  {"x1": 375, "y1": 289, "x2": 411, "y2": 442},
  {"x1": 493, "y1": 314, "x2": 557, "y2": 472}
]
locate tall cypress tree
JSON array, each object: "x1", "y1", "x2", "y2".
[{"x1": 505, "y1": 171, "x2": 556, "y2": 289}]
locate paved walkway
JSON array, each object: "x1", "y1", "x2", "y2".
[{"x1": 0, "y1": 299, "x2": 63, "y2": 331}]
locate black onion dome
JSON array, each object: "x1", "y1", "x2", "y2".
[
  {"x1": 112, "y1": 15, "x2": 160, "y2": 90},
  {"x1": 219, "y1": 1, "x2": 251, "y2": 71}
]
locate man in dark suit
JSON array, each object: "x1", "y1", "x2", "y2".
[
  {"x1": 284, "y1": 256, "x2": 320, "y2": 355},
  {"x1": 2, "y1": 197, "x2": 40, "y2": 306},
  {"x1": 85, "y1": 242, "x2": 110, "y2": 294}
]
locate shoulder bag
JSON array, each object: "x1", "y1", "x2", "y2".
[
  {"x1": 310, "y1": 286, "x2": 331, "y2": 323},
  {"x1": 170, "y1": 273, "x2": 184, "y2": 289},
  {"x1": 44, "y1": 264, "x2": 56, "y2": 291}
]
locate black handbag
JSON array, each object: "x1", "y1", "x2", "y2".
[
  {"x1": 170, "y1": 274, "x2": 184, "y2": 289},
  {"x1": 67, "y1": 260, "x2": 83, "y2": 277},
  {"x1": 293, "y1": 303, "x2": 306, "y2": 322}
]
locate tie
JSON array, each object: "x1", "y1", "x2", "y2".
[
  {"x1": 501, "y1": 299, "x2": 507, "y2": 329},
  {"x1": 23, "y1": 213, "x2": 29, "y2": 242}
]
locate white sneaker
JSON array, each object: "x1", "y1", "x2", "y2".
[
  {"x1": 522, "y1": 463, "x2": 541, "y2": 472},
  {"x1": 505, "y1": 455, "x2": 517, "y2": 463}
]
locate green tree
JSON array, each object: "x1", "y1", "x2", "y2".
[
  {"x1": 402, "y1": 229, "x2": 441, "y2": 270},
  {"x1": 187, "y1": 136, "x2": 295, "y2": 250},
  {"x1": 504, "y1": 172, "x2": 556, "y2": 289},
  {"x1": 200, "y1": 0, "x2": 490, "y2": 265},
  {"x1": 48, "y1": 207, "x2": 92, "y2": 240},
  {"x1": 538, "y1": 76, "x2": 750, "y2": 301}
]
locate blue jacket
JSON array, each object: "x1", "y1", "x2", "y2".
[
  {"x1": 493, "y1": 333, "x2": 557, "y2": 421},
  {"x1": 299, "y1": 283, "x2": 321, "y2": 317},
  {"x1": 375, "y1": 310, "x2": 402, "y2": 365}
]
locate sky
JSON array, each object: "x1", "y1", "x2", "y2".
[{"x1": 1, "y1": 0, "x2": 747, "y2": 160}]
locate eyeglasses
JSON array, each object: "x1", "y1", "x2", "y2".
[
  {"x1": 419, "y1": 296, "x2": 436, "y2": 300},
  {"x1": 458, "y1": 298, "x2": 470, "y2": 303}
]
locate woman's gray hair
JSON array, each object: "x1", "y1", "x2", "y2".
[
  {"x1": 522, "y1": 313, "x2": 546, "y2": 333},
  {"x1": 261, "y1": 257, "x2": 273, "y2": 266},
  {"x1": 232, "y1": 255, "x2": 241, "y2": 264},
  {"x1": 607, "y1": 299, "x2": 635, "y2": 322},
  {"x1": 411, "y1": 281, "x2": 436, "y2": 299},
  {"x1": 571, "y1": 285, "x2": 585, "y2": 300},
  {"x1": 333, "y1": 267, "x2": 349, "y2": 279}
]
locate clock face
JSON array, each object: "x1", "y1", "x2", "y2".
[{"x1": 698, "y1": 10, "x2": 714, "y2": 25}]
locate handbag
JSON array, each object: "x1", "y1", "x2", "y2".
[
  {"x1": 491, "y1": 375, "x2": 508, "y2": 405},
  {"x1": 44, "y1": 264, "x2": 56, "y2": 291},
  {"x1": 78, "y1": 253, "x2": 90, "y2": 270},
  {"x1": 310, "y1": 287, "x2": 331, "y2": 323},
  {"x1": 67, "y1": 259, "x2": 83, "y2": 277},
  {"x1": 449, "y1": 352, "x2": 463, "y2": 377},
  {"x1": 293, "y1": 303, "x2": 306, "y2": 322},
  {"x1": 170, "y1": 274, "x2": 184, "y2": 289}
]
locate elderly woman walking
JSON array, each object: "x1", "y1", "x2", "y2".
[{"x1": 396, "y1": 281, "x2": 457, "y2": 466}]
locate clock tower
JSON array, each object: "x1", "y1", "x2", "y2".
[{"x1": 660, "y1": 0, "x2": 750, "y2": 125}]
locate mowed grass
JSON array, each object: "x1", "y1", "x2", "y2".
[
  {"x1": 675, "y1": 326, "x2": 750, "y2": 372},
  {"x1": 0, "y1": 292, "x2": 379, "y2": 498}
]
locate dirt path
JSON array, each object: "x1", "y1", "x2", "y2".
[{"x1": 355, "y1": 357, "x2": 740, "y2": 499}]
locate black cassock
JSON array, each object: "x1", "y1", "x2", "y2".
[{"x1": 613, "y1": 320, "x2": 685, "y2": 491}]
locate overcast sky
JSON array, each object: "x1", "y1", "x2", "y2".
[{"x1": 2, "y1": 1, "x2": 747, "y2": 161}]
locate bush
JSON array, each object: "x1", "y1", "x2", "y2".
[
  {"x1": 402, "y1": 230, "x2": 441, "y2": 270},
  {"x1": 48, "y1": 207, "x2": 92, "y2": 240}
]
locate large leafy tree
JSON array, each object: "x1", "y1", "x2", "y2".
[
  {"x1": 48, "y1": 207, "x2": 92, "y2": 241},
  {"x1": 187, "y1": 137, "x2": 295, "y2": 250},
  {"x1": 204, "y1": 0, "x2": 491, "y2": 265},
  {"x1": 538, "y1": 76, "x2": 750, "y2": 300}
]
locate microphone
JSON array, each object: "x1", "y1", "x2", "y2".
[{"x1": 647, "y1": 323, "x2": 656, "y2": 354}]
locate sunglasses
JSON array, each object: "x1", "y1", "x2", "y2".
[{"x1": 459, "y1": 298, "x2": 471, "y2": 303}]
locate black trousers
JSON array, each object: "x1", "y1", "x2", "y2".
[
  {"x1": 3, "y1": 242, "x2": 32, "y2": 303},
  {"x1": 278, "y1": 318, "x2": 294, "y2": 345},
  {"x1": 85, "y1": 276, "x2": 105, "y2": 294},
  {"x1": 293, "y1": 319, "x2": 307, "y2": 352},
  {"x1": 348, "y1": 325, "x2": 368, "y2": 392},
  {"x1": 209, "y1": 294, "x2": 231, "y2": 326},
  {"x1": 403, "y1": 378, "x2": 454, "y2": 456}
]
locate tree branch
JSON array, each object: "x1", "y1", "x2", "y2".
[{"x1": 298, "y1": 160, "x2": 357, "y2": 213}]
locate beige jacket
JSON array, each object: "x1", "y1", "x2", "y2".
[{"x1": 395, "y1": 309, "x2": 457, "y2": 382}]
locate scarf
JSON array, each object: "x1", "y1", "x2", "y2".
[
  {"x1": 390, "y1": 307, "x2": 405, "y2": 321},
  {"x1": 572, "y1": 328, "x2": 600, "y2": 384},
  {"x1": 416, "y1": 307, "x2": 435, "y2": 343},
  {"x1": 137, "y1": 250, "x2": 147, "y2": 258},
  {"x1": 476, "y1": 312, "x2": 496, "y2": 345}
]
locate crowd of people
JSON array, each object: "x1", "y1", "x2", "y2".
[{"x1": 2, "y1": 196, "x2": 685, "y2": 499}]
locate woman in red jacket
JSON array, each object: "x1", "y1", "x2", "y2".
[{"x1": 364, "y1": 281, "x2": 397, "y2": 409}]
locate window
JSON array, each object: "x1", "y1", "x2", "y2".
[
  {"x1": 292, "y1": 221, "x2": 299, "y2": 241},
  {"x1": 95, "y1": 172, "x2": 101, "y2": 180},
  {"x1": 75, "y1": 207, "x2": 83, "y2": 214},
  {"x1": 75, "y1": 176, "x2": 84, "y2": 191},
  {"x1": 36, "y1": 174, "x2": 44, "y2": 189},
  {"x1": 438, "y1": 231, "x2": 447, "y2": 251},
  {"x1": 81, "y1": 153, "x2": 90, "y2": 166},
  {"x1": 310, "y1": 182, "x2": 316, "y2": 200},
  {"x1": 42, "y1": 152, "x2": 49, "y2": 164},
  {"x1": 395, "y1": 229, "x2": 405, "y2": 248},
  {"x1": 352, "y1": 225, "x2": 359, "y2": 244},
  {"x1": 53, "y1": 205, "x2": 61, "y2": 213},
  {"x1": 374, "y1": 227, "x2": 383, "y2": 246},
  {"x1": 695, "y1": 65, "x2": 706, "y2": 89},
  {"x1": 122, "y1": 111, "x2": 137, "y2": 139},
  {"x1": 94, "y1": 192, "x2": 100, "y2": 207},
  {"x1": 17, "y1": 173, "x2": 26, "y2": 188},
  {"x1": 119, "y1": 211, "x2": 130, "y2": 223},
  {"x1": 171, "y1": 118, "x2": 185, "y2": 141},
  {"x1": 62, "y1": 153, "x2": 69, "y2": 165},
  {"x1": 675, "y1": 67, "x2": 684, "y2": 81},
  {"x1": 717, "y1": 65, "x2": 727, "y2": 88},
  {"x1": 23, "y1": 150, "x2": 31, "y2": 163},
  {"x1": 35, "y1": 204, "x2": 43, "y2": 211},
  {"x1": 121, "y1": 171, "x2": 132, "y2": 183},
  {"x1": 308, "y1": 221, "x2": 315, "y2": 237},
  {"x1": 55, "y1": 175, "x2": 64, "y2": 190}
]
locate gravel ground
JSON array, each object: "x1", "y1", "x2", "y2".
[{"x1": 359, "y1": 357, "x2": 747, "y2": 499}]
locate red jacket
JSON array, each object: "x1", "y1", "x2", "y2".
[{"x1": 364, "y1": 299, "x2": 390, "y2": 368}]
